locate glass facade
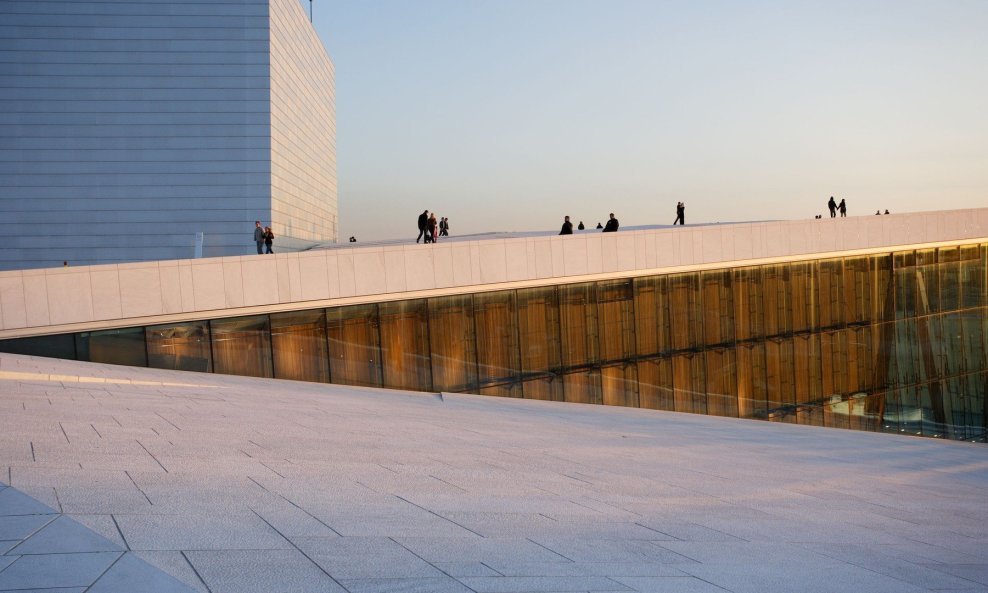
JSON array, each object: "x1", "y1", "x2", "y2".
[{"x1": 3, "y1": 243, "x2": 986, "y2": 441}]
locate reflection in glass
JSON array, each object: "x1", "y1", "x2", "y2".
[
  {"x1": 327, "y1": 304, "x2": 382, "y2": 387},
  {"x1": 76, "y1": 327, "x2": 147, "y2": 367},
  {"x1": 210, "y1": 315, "x2": 272, "y2": 378},
  {"x1": 0, "y1": 334, "x2": 76, "y2": 360},
  {"x1": 147, "y1": 321, "x2": 211, "y2": 372},
  {"x1": 474, "y1": 291, "x2": 521, "y2": 397},
  {"x1": 559, "y1": 282, "x2": 598, "y2": 368},
  {"x1": 379, "y1": 299, "x2": 432, "y2": 391},
  {"x1": 271, "y1": 310, "x2": 329, "y2": 383},
  {"x1": 429, "y1": 295, "x2": 478, "y2": 392}
]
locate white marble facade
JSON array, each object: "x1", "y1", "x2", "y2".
[
  {"x1": 1, "y1": 208, "x2": 986, "y2": 338},
  {"x1": 0, "y1": 0, "x2": 336, "y2": 269}
]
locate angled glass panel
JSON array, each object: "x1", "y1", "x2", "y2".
[
  {"x1": 704, "y1": 348, "x2": 737, "y2": 418},
  {"x1": 0, "y1": 334, "x2": 76, "y2": 360},
  {"x1": 668, "y1": 273, "x2": 703, "y2": 350},
  {"x1": 474, "y1": 290, "x2": 521, "y2": 394},
  {"x1": 271, "y1": 310, "x2": 329, "y2": 383},
  {"x1": 672, "y1": 352, "x2": 705, "y2": 414},
  {"x1": 428, "y1": 294, "x2": 478, "y2": 392},
  {"x1": 601, "y1": 363, "x2": 638, "y2": 407},
  {"x1": 633, "y1": 275, "x2": 672, "y2": 356},
  {"x1": 761, "y1": 264, "x2": 790, "y2": 337},
  {"x1": 520, "y1": 373, "x2": 563, "y2": 402},
  {"x1": 379, "y1": 299, "x2": 432, "y2": 391},
  {"x1": 790, "y1": 262, "x2": 817, "y2": 333},
  {"x1": 517, "y1": 286, "x2": 561, "y2": 377},
  {"x1": 327, "y1": 304, "x2": 382, "y2": 388},
  {"x1": 559, "y1": 282, "x2": 598, "y2": 368},
  {"x1": 562, "y1": 368, "x2": 601, "y2": 405},
  {"x1": 737, "y1": 342, "x2": 767, "y2": 418},
  {"x1": 637, "y1": 356, "x2": 674, "y2": 411},
  {"x1": 732, "y1": 266, "x2": 764, "y2": 341},
  {"x1": 597, "y1": 279, "x2": 636, "y2": 362},
  {"x1": 701, "y1": 270, "x2": 733, "y2": 346},
  {"x1": 210, "y1": 315, "x2": 272, "y2": 378},
  {"x1": 958, "y1": 244, "x2": 985, "y2": 309},
  {"x1": 867, "y1": 254, "x2": 894, "y2": 324},
  {"x1": 147, "y1": 321, "x2": 211, "y2": 372},
  {"x1": 76, "y1": 327, "x2": 147, "y2": 367},
  {"x1": 765, "y1": 337, "x2": 795, "y2": 422},
  {"x1": 815, "y1": 259, "x2": 844, "y2": 330},
  {"x1": 842, "y1": 256, "x2": 871, "y2": 325}
]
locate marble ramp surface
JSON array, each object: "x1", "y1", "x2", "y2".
[{"x1": 0, "y1": 353, "x2": 986, "y2": 593}]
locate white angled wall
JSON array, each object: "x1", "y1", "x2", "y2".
[
  {"x1": 0, "y1": 208, "x2": 986, "y2": 339},
  {"x1": 269, "y1": 0, "x2": 338, "y2": 248},
  {"x1": 0, "y1": 0, "x2": 337, "y2": 270}
]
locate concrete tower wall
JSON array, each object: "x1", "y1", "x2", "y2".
[{"x1": 0, "y1": 0, "x2": 336, "y2": 269}]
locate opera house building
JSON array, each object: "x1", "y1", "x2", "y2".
[{"x1": 1, "y1": 208, "x2": 985, "y2": 442}]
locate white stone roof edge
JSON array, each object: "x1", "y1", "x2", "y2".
[{"x1": 1, "y1": 207, "x2": 986, "y2": 339}]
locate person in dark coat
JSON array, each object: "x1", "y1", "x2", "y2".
[
  {"x1": 838, "y1": 198, "x2": 847, "y2": 217},
  {"x1": 439, "y1": 217, "x2": 449, "y2": 237},
  {"x1": 602, "y1": 213, "x2": 619, "y2": 232},
  {"x1": 416, "y1": 210, "x2": 429, "y2": 243},
  {"x1": 254, "y1": 221, "x2": 264, "y2": 254},
  {"x1": 263, "y1": 226, "x2": 274, "y2": 254},
  {"x1": 596, "y1": 222, "x2": 603, "y2": 229},
  {"x1": 827, "y1": 196, "x2": 837, "y2": 218},
  {"x1": 559, "y1": 216, "x2": 573, "y2": 235},
  {"x1": 673, "y1": 202, "x2": 685, "y2": 225},
  {"x1": 426, "y1": 213, "x2": 438, "y2": 243},
  {"x1": 577, "y1": 221, "x2": 585, "y2": 230}
]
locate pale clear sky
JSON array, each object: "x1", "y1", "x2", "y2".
[{"x1": 313, "y1": 0, "x2": 988, "y2": 241}]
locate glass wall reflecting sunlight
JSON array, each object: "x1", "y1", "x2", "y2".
[{"x1": 3, "y1": 243, "x2": 986, "y2": 442}]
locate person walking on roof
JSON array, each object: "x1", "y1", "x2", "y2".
[
  {"x1": 838, "y1": 198, "x2": 847, "y2": 217},
  {"x1": 673, "y1": 202, "x2": 685, "y2": 225},
  {"x1": 603, "y1": 213, "x2": 619, "y2": 232},
  {"x1": 416, "y1": 210, "x2": 429, "y2": 243},
  {"x1": 828, "y1": 197, "x2": 837, "y2": 218}
]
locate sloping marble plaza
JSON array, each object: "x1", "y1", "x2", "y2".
[{"x1": 0, "y1": 353, "x2": 985, "y2": 592}]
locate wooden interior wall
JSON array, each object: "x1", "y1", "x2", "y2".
[
  {"x1": 326, "y1": 304, "x2": 382, "y2": 387},
  {"x1": 210, "y1": 315, "x2": 272, "y2": 378},
  {"x1": 379, "y1": 300, "x2": 431, "y2": 391},
  {"x1": 270, "y1": 310, "x2": 329, "y2": 383},
  {"x1": 428, "y1": 295, "x2": 477, "y2": 392}
]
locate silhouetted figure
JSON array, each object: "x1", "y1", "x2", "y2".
[
  {"x1": 876, "y1": 210, "x2": 881, "y2": 215},
  {"x1": 426, "y1": 213, "x2": 438, "y2": 243},
  {"x1": 439, "y1": 217, "x2": 449, "y2": 237},
  {"x1": 827, "y1": 197, "x2": 837, "y2": 218},
  {"x1": 602, "y1": 213, "x2": 619, "y2": 232},
  {"x1": 349, "y1": 236, "x2": 356, "y2": 242},
  {"x1": 673, "y1": 202, "x2": 685, "y2": 225},
  {"x1": 416, "y1": 210, "x2": 429, "y2": 243},
  {"x1": 559, "y1": 215, "x2": 573, "y2": 235},
  {"x1": 254, "y1": 220, "x2": 264, "y2": 254},
  {"x1": 596, "y1": 222, "x2": 603, "y2": 229},
  {"x1": 577, "y1": 221, "x2": 585, "y2": 230},
  {"x1": 838, "y1": 198, "x2": 847, "y2": 217},
  {"x1": 814, "y1": 215, "x2": 822, "y2": 219},
  {"x1": 63, "y1": 261, "x2": 68, "y2": 267},
  {"x1": 264, "y1": 226, "x2": 274, "y2": 254},
  {"x1": 884, "y1": 209, "x2": 889, "y2": 215}
]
